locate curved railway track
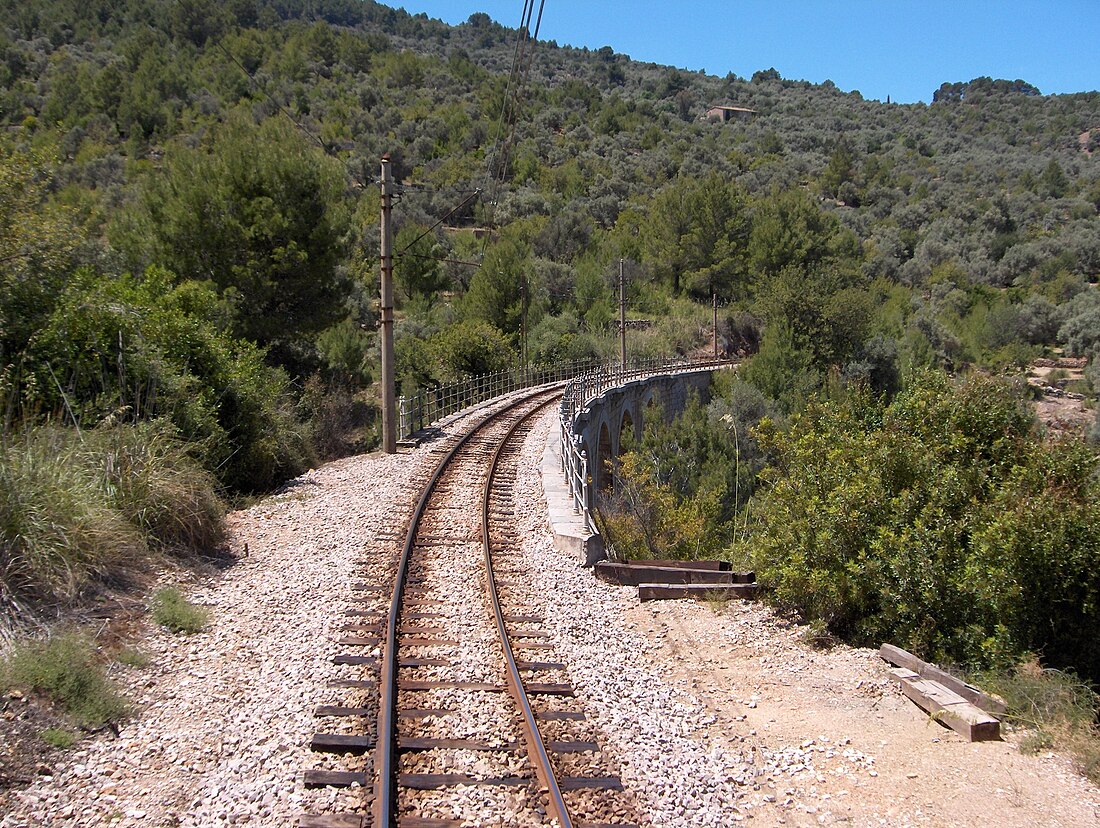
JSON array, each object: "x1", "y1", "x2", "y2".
[{"x1": 302, "y1": 387, "x2": 640, "y2": 828}]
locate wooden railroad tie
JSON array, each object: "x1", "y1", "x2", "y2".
[
  {"x1": 302, "y1": 770, "x2": 625, "y2": 792},
  {"x1": 637, "y1": 583, "x2": 758, "y2": 602},
  {"x1": 299, "y1": 815, "x2": 367, "y2": 828},
  {"x1": 595, "y1": 560, "x2": 755, "y2": 587},
  {"x1": 594, "y1": 559, "x2": 760, "y2": 601},
  {"x1": 879, "y1": 644, "x2": 1003, "y2": 742}
]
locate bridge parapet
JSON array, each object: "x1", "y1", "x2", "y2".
[{"x1": 556, "y1": 358, "x2": 732, "y2": 562}]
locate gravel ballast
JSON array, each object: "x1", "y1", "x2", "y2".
[
  {"x1": 2, "y1": 404, "x2": 1100, "y2": 827},
  {"x1": 1, "y1": 447, "x2": 423, "y2": 827}
]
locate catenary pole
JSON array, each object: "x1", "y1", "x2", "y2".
[
  {"x1": 380, "y1": 155, "x2": 397, "y2": 454},
  {"x1": 619, "y1": 258, "x2": 627, "y2": 367}
]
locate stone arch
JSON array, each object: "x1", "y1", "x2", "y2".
[
  {"x1": 642, "y1": 388, "x2": 664, "y2": 431},
  {"x1": 596, "y1": 420, "x2": 613, "y2": 493},
  {"x1": 619, "y1": 409, "x2": 636, "y2": 454}
]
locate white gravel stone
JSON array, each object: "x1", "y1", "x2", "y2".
[
  {"x1": 1, "y1": 446, "x2": 424, "y2": 828},
  {"x1": 5, "y1": 394, "x2": 1100, "y2": 828}
]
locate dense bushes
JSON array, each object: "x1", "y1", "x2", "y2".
[
  {"x1": 19, "y1": 268, "x2": 311, "y2": 493},
  {"x1": 603, "y1": 368, "x2": 1100, "y2": 686},
  {"x1": 744, "y1": 373, "x2": 1100, "y2": 680},
  {"x1": 123, "y1": 114, "x2": 354, "y2": 375}
]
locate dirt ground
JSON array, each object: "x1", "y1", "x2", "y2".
[
  {"x1": 621, "y1": 597, "x2": 1100, "y2": 828},
  {"x1": 1027, "y1": 358, "x2": 1093, "y2": 435}
]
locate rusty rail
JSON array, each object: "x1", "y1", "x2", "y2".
[
  {"x1": 372, "y1": 386, "x2": 563, "y2": 827},
  {"x1": 482, "y1": 397, "x2": 573, "y2": 828}
]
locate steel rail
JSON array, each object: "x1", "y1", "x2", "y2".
[
  {"x1": 372, "y1": 385, "x2": 564, "y2": 827},
  {"x1": 482, "y1": 396, "x2": 572, "y2": 828}
]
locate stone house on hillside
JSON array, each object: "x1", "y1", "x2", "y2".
[{"x1": 704, "y1": 105, "x2": 757, "y2": 123}]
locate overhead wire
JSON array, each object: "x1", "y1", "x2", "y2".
[
  {"x1": 397, "y1": 188, "x2": 483, "y2": 255},
  {"x1": 400, "y1": 0, "x2": 549, "y2": 270},
  {"x1": 485, "y1": 0, "x2": 536, "y2": 195},
  {"x1": 481, "y1": 0, "x2": 546, "y2": 257},
  {"x1": 501, "y1": 0, "x2": 546, "y2": 182},
  {"x1": 400, "y1": 253, "x2": 485, "y2": 268}
]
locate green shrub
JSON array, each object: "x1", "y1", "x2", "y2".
[
  {"x1": 20, "y1": 268, "x2": 312, "y2": 494},
  {"x1": 431, "y1": 320, "x2": 516, "y2": 381},
  {"x1": 527, "y1": 314, "x2": 609, "y2": 365},
  {"x1": 599, "y1": 387, "x2": 773, "y2": 560},
  {"x1": 739, "y1": 321, "x2": 821, "y2": 413},
  {"x1": 599, "y1": 451, "x2": 726, "y2": 561},
  {"x1": 298, "y1": 378, "x2": 377, "y2": 462},
  {"x1": 745, "y1": 371, "x2": 1100, "y2": 681},
  {"x1": 90, "y1": 421, "x2": 224, "y2": 551},
  {"x1": 41, "y1": 727, "x2": 77, "y2": 748},
  {"x1": 0, "y1": 632, "x2": 128, "y2": 727},
  {"x1": 151, "y1": 587, "x2": 209, "y2": 634},
  {"x1": 972, "y1": 442, "x2": 1100, "y2": 676}
]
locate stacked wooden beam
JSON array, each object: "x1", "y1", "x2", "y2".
[
  {"x1": 880, "y1": 644, "x2": 1005, "y2": 742},
  {"x1": 594, "y1": 559, "x2": 758, "y2": 601}
]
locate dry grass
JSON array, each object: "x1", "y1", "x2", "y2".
[
  {"x1": 981, "y1": 657, "x2": 1100, "y2": 784},
  {"x1": 0, "y1": 421, "x2": 224, "y2": 608}
]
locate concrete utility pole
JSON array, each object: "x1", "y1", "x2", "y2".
[
  {"x1": 379, "y1": 155, "x2": 397, "y2": 454},
  {"x1": 520, "y1": 271, "x2": 528, "y2": 376},
  {"x1": 712, "y1": 289, "x2": 719, "y2": 358},
  {"x1": 619, "y1": 258, "x2": 627, "y2": 367}
]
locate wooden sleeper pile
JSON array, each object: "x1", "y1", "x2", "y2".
[{"x1": 879, "y1": 643, "x2": 1005, "y2": 742}]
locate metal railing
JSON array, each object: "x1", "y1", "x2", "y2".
[
  {"x1": 557, "y1": 357, "x2": 734, "y2": 535},
  {"x1": 560, "y1": 428, "x2": 594, "y2": 533},
  {"x1": 398, "y1": 354, "x2": 732, "y2": 537},
  {"x1": 399, "y1": 359, "x2": 600, "y2": 438}
]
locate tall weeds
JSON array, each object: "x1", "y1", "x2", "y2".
[
  {"x1": 0, "y1": 421, "x2": 224, "y2": 610},
  {"x1": 982, "y1": 659, "x2": 1100, "y2": 784}
]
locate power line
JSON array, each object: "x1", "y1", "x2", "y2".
[
  {"x1": 501, "y1": 0, "x2": 546, "y2": 183},
  {"x1": 485, "y1": 0, "x2": 535, "y2": 192},
  {"x1": 397, "y1": 188, "x2": 483, "y2": 255},
  {"x1": 397, "y1": 252, "x2": 482, "y2": 268},
  {"x1": 482, "y1": 0, "x2": 547, "y2": 256}
]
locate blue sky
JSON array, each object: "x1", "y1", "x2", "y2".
[{"x1": 397, "y1": 1, "x2": 1099, "y2": 103}]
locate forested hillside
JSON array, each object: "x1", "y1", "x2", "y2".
[{"x1": 2, "y1": 0, "x2": 1099, "y2": 626}]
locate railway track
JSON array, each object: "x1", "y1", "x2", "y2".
[{"x1": 301, "y1": 387, "x2": 640, "y2": 828}]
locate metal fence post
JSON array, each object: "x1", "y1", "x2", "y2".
[{"x1": 580, "y1": 449, "x2": 590, "y2": 524}]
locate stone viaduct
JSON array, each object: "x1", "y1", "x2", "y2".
[{"x1": 569, "y1": 367, "x2": 717, "y2": 496}]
